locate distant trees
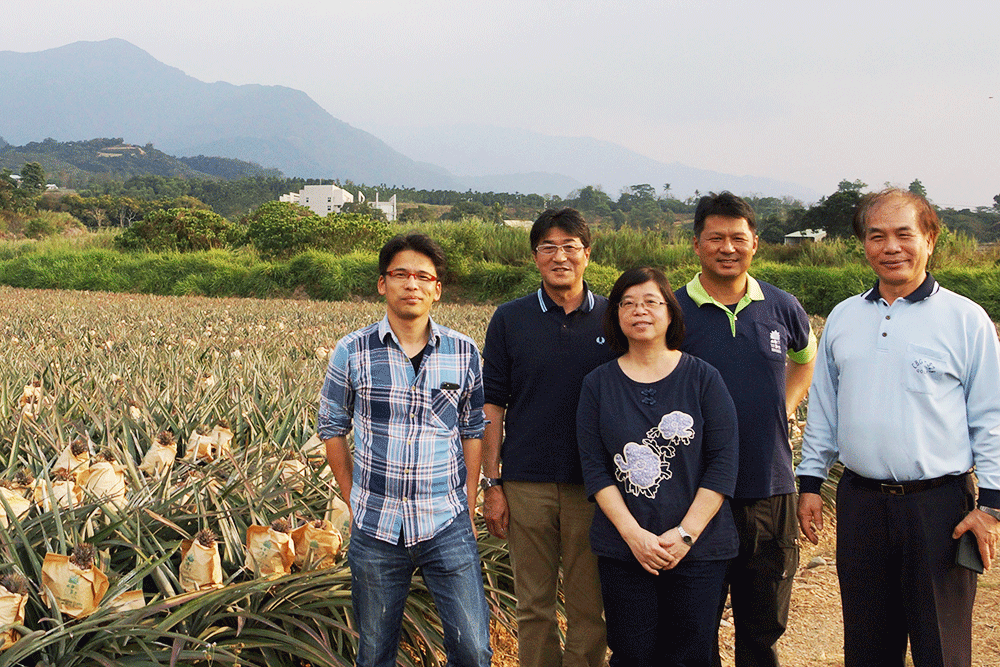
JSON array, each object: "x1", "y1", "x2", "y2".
[
  {"x1": 19, "y1": 162, "x2": 46, "y2": 194},
  {"x1": 242, "y1": 201, "x2": 391, "y2": 258},
  {"x1": 114, "y1": 208, "x2": 241, "y2": 252},
  {"x1": 796, "y1": 179, "x2": 868, "y2": 238}
]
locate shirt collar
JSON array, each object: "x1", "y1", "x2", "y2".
[
  {"x1": 863, "y1": 273, "x2": 938, "y2": 303},
  {"x1": 378, "y1": 314, "x2": 442, "y2": 348},
  {"x1": 536, "y1": 281, "x2": 596, "y2": 313},
  {"x1": 684, "y1": 273, "x2": 764, "y2": 309}
]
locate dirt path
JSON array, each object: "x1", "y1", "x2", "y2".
[{"x1": 491, "y1": 521, "x2": 1000, "y2": 666}]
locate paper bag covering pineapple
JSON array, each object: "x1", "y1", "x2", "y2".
[
  {"x1": 0, "y1": 484, "x2": 31, "y2": 529},
  {"x1": 53, "y1": 437, "x2": 90, "y2": 481},
  {"x1": 210, "y1": 420, "x2": 233, "y2": 456},
  {"x1": 139, "y1": 431, "x2": 177, "y2": 477},
  {"x1": 278, "y1": 458, "x2": 309, "y2": 493},
  {"x1": 41, "y1": 545, "x2": 110, "y2": 619},
  {"x1": 169, "y1": 470, "x2": 223, "y2": 512},
  {"x1": 186, "y1": 421, "x2": 232, "y2": 463},
  {"x1": 186, "y1": 425, "x2": 217, "y2": 463},
  {"x1": 33, "y1": 470, "x2": 83, "y2": 511},
  {"x1": 0, "y1": 574, "x2": 29, "y2": 650},
  {"x1": 18, "y1": 380, "x2": 45, "y2": 419},
  {"x1": 302, "y1": 433, "x2": 327, "y2": 468},
  {"x1": 291, "y1": 520, "x2": 343, "y2": 570},
  {"x1": 179, "y1": 529, "x2": 224, "y2": 593},
  {"x1": 78, "y1": 450, "x2": 127, "y2": 507},
  {"x1": 106, "y1": 590, "x2": 145, "y2": 612},
  {"x1": 327, "y1": 493, "x2": 352, "y2": 538},
  {"x1": 245, "y1": 519, "x2": 295, "y2": 577}
]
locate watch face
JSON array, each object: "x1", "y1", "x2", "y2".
[{"x1": 682, "y1": 535, "x2": 694, "y2": 546}]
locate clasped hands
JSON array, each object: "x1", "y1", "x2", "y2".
[{"x1": 624, "y1": 526, "x2": 691, "y2": 574}]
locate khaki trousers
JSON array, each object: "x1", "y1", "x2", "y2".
[{"x1": 505, "y1": 481, "x2": 608, "y2": 667}]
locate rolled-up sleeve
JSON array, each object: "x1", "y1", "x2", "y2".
[
  {"x1": 317, "y1": 339, "x2": 354, "y2": 440},
  {"x1": 459, "y1": 348, "x2": 486, "y2": 439}
]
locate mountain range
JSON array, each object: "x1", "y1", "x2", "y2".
[{"x1": 0, "y1": 39, "x2": 819, "y2": 201}]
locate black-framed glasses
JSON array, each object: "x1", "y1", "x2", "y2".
[
  {"x1": 534, "y1": 243, "x2": 586, "y2": 257},
  {"x1": 619, "y1": 299, "x2": 667, "y2": 311},
  {"x1": 384, "y1": 269, "x2": 439, "y2": 283}
]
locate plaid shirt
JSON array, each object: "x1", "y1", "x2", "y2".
[{"x1": 318, "y1": 315, "x2": 485, "y2": 546}]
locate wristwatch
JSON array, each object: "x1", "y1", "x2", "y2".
[
  {"x1": 676, "y1": 525, "x2": 695, "y2": 546},
  {"x1": 480, "y1": 477, "x2": 503, "y2": 491},
  {"x1": 978, "y1": 505, "x2": 1000, "y2": 521}
]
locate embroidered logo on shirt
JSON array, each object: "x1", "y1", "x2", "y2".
[
  {"x1": 912, "y1": 359, "x2": 936, "y2": 375},
  {"x1": 770, "y1": 330, "x2": 782, "y2": 354},
  {"x1": 596, "y1": 336, "x2": 606, "y2": 345},
  {"x1": 615, "y1": 411, "x2": 695, "y2": 498}
]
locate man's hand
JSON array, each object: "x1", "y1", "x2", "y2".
[
  {"x1": 797, "y1": 492, "x2": 824, "y2": 545},
  {"x1": 953, "y1": 509, "x2": 1000, "y2": 571},
  {"x1": 483, "y1": 485, "x2": 509, "y2": 539}
]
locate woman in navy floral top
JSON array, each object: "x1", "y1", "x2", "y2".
[{"x1": 577, "y1": 267, "x2": 739, "y2": 667}]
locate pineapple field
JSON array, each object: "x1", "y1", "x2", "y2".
[{"x1": 0, "y1": 285, "x2": 513, "y2": 666}]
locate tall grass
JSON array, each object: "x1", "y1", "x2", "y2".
[{"x1": 4, "y1": 220, "x2": 1000, "y2": 316}]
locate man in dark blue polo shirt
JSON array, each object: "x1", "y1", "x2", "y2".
[
  {"x1": 675, "y1": 192, "x2": 816, "y2": 667},
  {"x1": 481, "y1": 208, "x2": 614, "y2": 667}
]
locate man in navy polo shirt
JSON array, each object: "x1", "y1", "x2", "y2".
[
  {"x1": 675, "y1": 192, "x2": 816, "y2": 667},
  {"x1": 481, "y1": 208, "x2": 613, "y2": 667}
]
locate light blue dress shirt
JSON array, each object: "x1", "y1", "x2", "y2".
[{"x1": 797, "y1": 275, "x2": 1000, "y2": 507}]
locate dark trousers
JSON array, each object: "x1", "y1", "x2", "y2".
[
  {"x1": 836, "y1": 470, "x2": 977, "y2": 667},
  {"x1": 599, "y1": 555, "x2": 728, "y2": 667},
  {"x1": 712, "y1": 494, "x2": 798, "y2": 667}
]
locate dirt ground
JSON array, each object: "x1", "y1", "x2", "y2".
[{"x1": 489, "y1": 520, "x2": 1000, "y2": 666}]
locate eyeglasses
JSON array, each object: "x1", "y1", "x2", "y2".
[
  {"x1": 534, "y1": 243, "x2": 586, "y2": 257},
  {"x1": 384, "y1": 269, "x2": 439, "y2": 283},
  {"x1": 619, "y1": 299, "x2": 667, "y2": 311}
]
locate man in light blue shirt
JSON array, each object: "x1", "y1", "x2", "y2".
[
  {"x1": 319, "y1": 233, "x2": 491, "y2": 667},
  {"x1": 796, "y1": 189, "x2": 1000, "y2": 667}
]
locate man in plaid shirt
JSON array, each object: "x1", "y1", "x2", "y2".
[{"x1": 319, "y1": 233, "x2": 491, "y2": 667}]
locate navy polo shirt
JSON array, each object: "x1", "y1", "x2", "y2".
[
  {"x1": 483, "y1": 283, "x2": 615, "y2": 484},
  {"x1": 676, "y1": 275, "x2": 815, "y2": 499}
]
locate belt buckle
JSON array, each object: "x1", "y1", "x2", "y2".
[{"x1": 881, "y1": 483, "x2": 905, "y2": 496}]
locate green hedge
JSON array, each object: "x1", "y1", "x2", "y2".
[{"x1": 2, "y1": 246, "x2": 1000, "y2": 320}]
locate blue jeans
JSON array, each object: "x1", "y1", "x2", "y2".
[
  {"x1": 599, "y1": 555, "x2": 728, "y2": 667},
  {"x1": 348, "y1": 516, "x2": 492, "y2": 667}
]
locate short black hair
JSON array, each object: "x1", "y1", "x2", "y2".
[
  {"x1": 693, "y1": 191, "x2": 757, "y2": 237},
  {"x1": 378, "y1": 233, "x2": 447, "y2": 279},
  {"x1": 529, "y1": 208, "x2": 591, "y2": 251},
  {"x1": 604, "y1": 267, "x2": 685, "y2": 354}
]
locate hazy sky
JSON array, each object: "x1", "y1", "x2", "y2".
[{"x1": 3, "y1": 1, "x2": 998, "y2": 207}]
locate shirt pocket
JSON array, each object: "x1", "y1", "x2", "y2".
[
  {"x1": 904, "y1": 343, "x2": 948, "y2": 395},
  {"x1": 753, "y1": 321, "x2": 788, "y2": 361},
  {"x1": 429, "y1": 387, "x2": 461, "y2": 430}
]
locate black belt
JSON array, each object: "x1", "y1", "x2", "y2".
[{"x1": 845, "y1": 469, "x2": 968, "y2": 496}]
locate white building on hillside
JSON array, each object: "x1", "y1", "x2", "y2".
[
  {"x1": 357, "y1": 191, "x2": 398, "y2": 222},
  {"x1": 278, "y1": 184, "x2": 397, "y2": 221},
  {"x1": 299, "y1": 184, "x2": 354, "y2": 214}
]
